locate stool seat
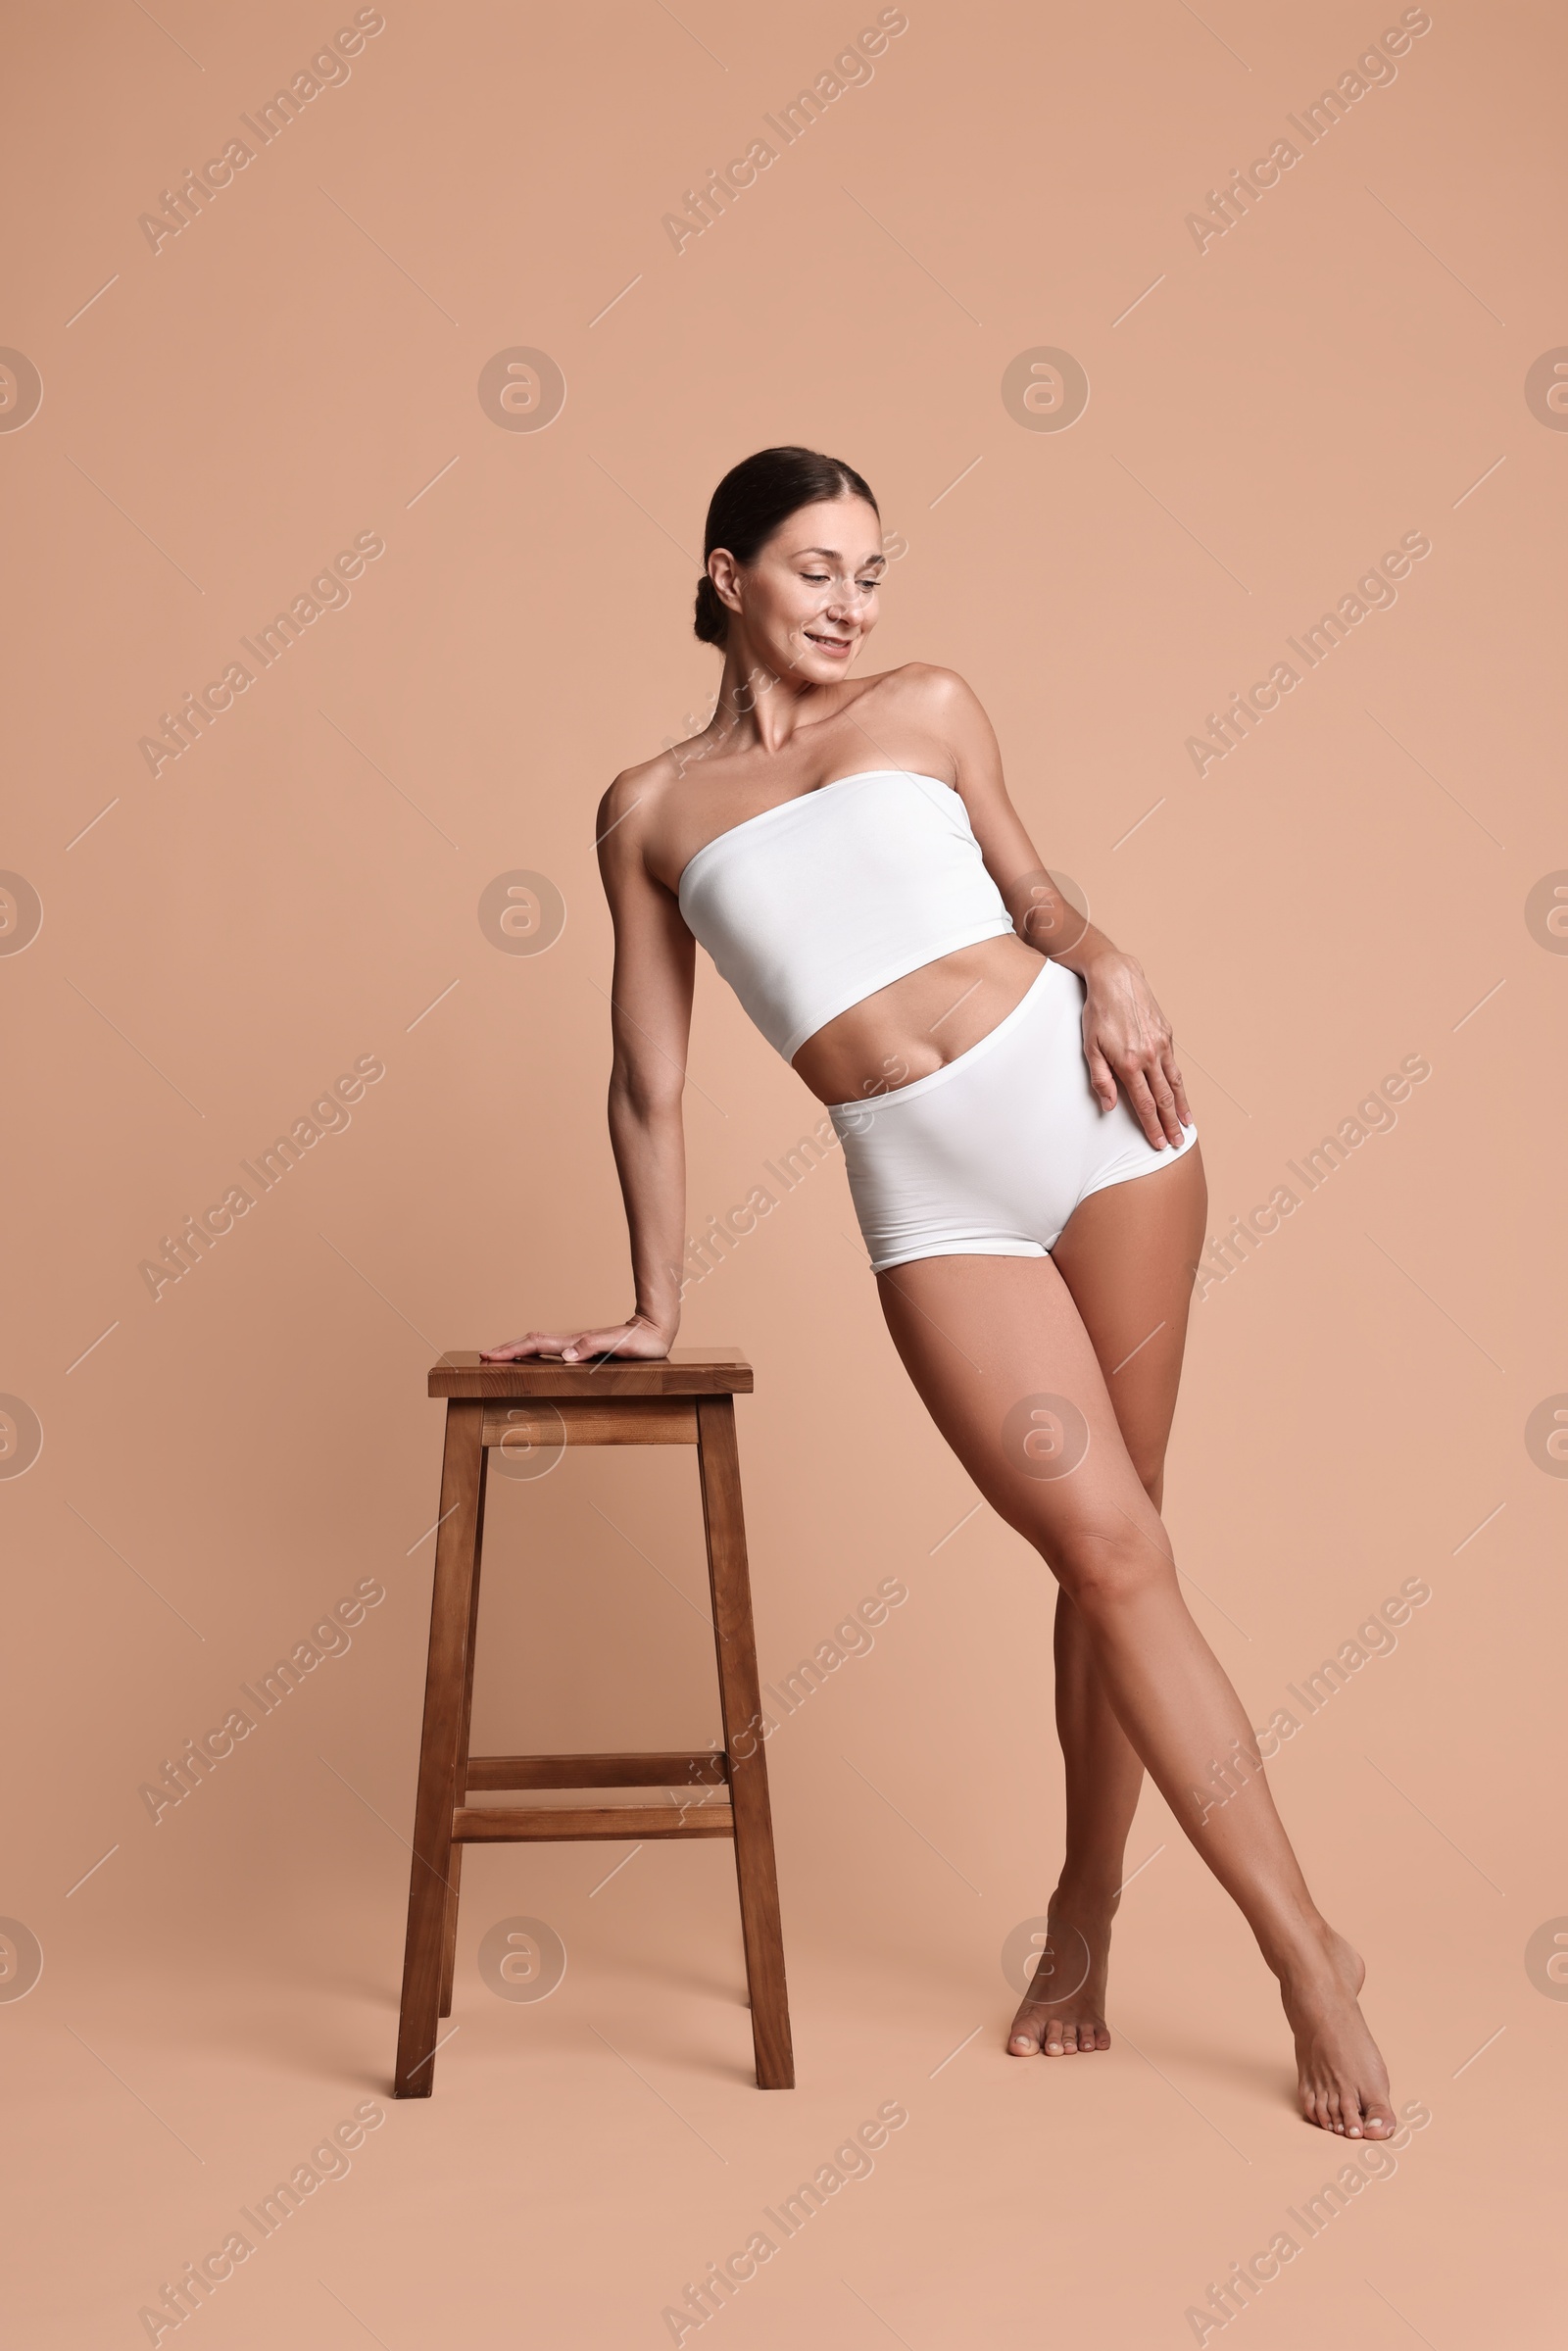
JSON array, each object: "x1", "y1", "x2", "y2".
[
  {"x1": 393, "y1": 1349, "x2": 793, "y2": 2096},
  {"x1": 428, "y1": 1347, "x2": 754, "y2": 1396}
]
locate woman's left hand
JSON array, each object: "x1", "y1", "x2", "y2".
[{"x1": 1079, "y1": 951, "x2": 1193, "y2": 1149}]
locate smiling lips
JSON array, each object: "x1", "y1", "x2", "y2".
[{"x1": 805, "y1": 629, "x2": 854, "y2": 656}]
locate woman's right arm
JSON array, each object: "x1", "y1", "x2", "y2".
[{"x1": 482, "y1": 772, "x2": 694, "y2": 1364}]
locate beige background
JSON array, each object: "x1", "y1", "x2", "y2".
[{"x1": 3, "y1": 0, "x2": 1565, "y2": 2343}]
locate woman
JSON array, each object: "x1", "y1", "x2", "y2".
[{"x1": 485, "y1": 447, "x2": 1394, "y2": 2137}]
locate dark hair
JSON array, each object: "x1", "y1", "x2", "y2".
[{"x1": 694, "y1": 446, "x2": 879, "y2": 646}]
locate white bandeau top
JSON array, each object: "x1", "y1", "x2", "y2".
[{"x1": 676, "y1": 769, "x2": 1015, "y2": 1062}]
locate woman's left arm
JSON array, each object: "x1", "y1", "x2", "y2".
[{"x1": 920, "y1": 665, "x2": 1194, "y2": 1151}]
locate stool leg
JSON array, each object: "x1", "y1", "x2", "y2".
[
  {"x1": 439, "y1": 1441, "x2": 489, "y2": 2018},
  {"x1": 437, "y1": 1854, "x2": 464, "y2": 2024},
  {"x1": 394, "y1": 1398, "x2": 486, "y2": 2096},
  {"x1": 695, "y1": 1396, "x2": 795, "y2": 2089}
]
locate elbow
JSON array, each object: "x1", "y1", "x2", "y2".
[{"x1": 610, "y1": 1065, "x2": 684, "y2": 1125}]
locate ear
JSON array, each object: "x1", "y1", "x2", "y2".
[{"x1": 708, "y1": 548, "x2": 744, "y2": 614}]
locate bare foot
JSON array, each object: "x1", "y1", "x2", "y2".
[
  {"x1": 1279, "y1": 1928, "x2": 1396, "y2": 2137},
  {"x1": 1006, "y1": 1890, "x2": 1115, "y2": 2057}
]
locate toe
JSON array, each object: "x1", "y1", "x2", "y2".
[
  {"x1": 1060, "y1": 2024, "x2": 1080, "y2": 2053},
  {"x1": 1007, "y1": 2005, "x2": 1044, "y2": 2055}
]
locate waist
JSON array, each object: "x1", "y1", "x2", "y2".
[{"x1": 793, "y1": 935, "x2": 1058, "y2": 1107}]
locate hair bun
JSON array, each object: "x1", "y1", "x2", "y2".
[{"x1": 693, "y1": 572, "x2": 728, "y2": 646}]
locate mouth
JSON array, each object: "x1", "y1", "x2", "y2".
[{"x1": 805, "y1": 629, "x2": 855, "y2": 659}]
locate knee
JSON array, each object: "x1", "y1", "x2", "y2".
[{"x1": 1048, "y1": 1521, "x2": 1173, "y2": 1616}]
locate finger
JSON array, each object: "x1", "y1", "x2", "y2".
[
  {"x1": 1083, "y1": 1039, "x2": 1119, "y2": 1113},
  {"x1": 564, "y1": 1327, "x2": 640, "y2": 1363},
  {"x1": 1165, "y1": 1050, "x2": 1195, "y2": 1132},
  {"x1": 1119, "y1": 1066, "x2": 1168, "y2": 1149},
  {"x1": 484, "y1": 1330, "x2": 577, "y2": 1361},
  {"x1": 1147, "y1": 1068, "x2": 1184, "y2": 1149}
]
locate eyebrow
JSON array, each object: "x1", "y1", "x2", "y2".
[{"x1": 796, "y1": 547, "x2": 887, "y2": 564}]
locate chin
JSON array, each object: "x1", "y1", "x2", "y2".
[{"x1": 795, "y1": 640, "x2": 861, "y2": 679}]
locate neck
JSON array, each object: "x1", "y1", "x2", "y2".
[{"x1": 710, "y1": 633, "x2": 826, "y2": 756}]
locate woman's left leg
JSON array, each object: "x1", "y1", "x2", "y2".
[
  {"x1": 874, "y1": 1178, "x2": 1395, "y2": 2135},
  {"x1": 1005, "y1": 1145, "x2": 1208, "y2": 2056}
]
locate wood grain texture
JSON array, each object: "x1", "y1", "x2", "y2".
[
  {"x1": 452, "y1": 1802, "x2": 735, "y2": 1842},
  {"x1": 696, "y1": 1396, "x2": 796, "y2": 2089},
  {"x1": 466, "y1": 1751, "x2": 728, "y2": 1790},
  {"x1": 479, "y1": 1398, "x2": 698, "y2": 1448},
  {"x1": 438, "y1": 1441, "x2": 489, "y2": 2020},
  {"x1": 429, "y1": 1349, "x2": 753, "y2": 1399},
  {"x1": 394, "y1": 1399, "x2": 486, "y2": 2096}
]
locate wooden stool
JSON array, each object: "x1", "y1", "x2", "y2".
[{"x1": 393, "y1": 1349, "x2": 794, "y2": 2096}]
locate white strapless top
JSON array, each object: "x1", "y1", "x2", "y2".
[{"x1": 676, "y1": 769, "x2": 1015, "y2": 1062}]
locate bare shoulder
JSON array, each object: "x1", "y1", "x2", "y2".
[
  {"x1": 849, "y1": 663, "x2": 996, "y2": 778},
  {"x1": 854, "y1": 660, "x2": 988, "y2": 729},
  {"x1": 595, "y1": 748, "x2": 683, "y2": 866}
]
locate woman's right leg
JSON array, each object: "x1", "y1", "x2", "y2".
[{"x1": 875, "y1": 1244, "x2": 1396, "y2": 2136}]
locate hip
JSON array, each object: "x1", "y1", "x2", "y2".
[{"x1": 826, "y1": 958, "x2": 1200, "y2": 1270}]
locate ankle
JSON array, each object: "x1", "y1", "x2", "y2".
[
  {"x1": 1051, "y1": 1871, "x2": 1123, "y2": 1916},
  {"x1": 1263, "y1": 1913, "x2": 1341, "y2": 1987}
]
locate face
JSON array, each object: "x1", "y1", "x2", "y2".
[{"x1": 710, "y1": 496, "x2": 885, "y2": 681}]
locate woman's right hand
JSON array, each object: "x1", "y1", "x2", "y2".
[{"x1": 479, "y1": 1315, "x2": 676, "y2": 1364}]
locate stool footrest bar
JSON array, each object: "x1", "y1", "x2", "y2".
[
  {"x1": 452, "y1": 1802, "x2": 736, "y2": 1842},
  {"x1": 465, "y1": 1750, "x2": 728, "y2": 1791}
]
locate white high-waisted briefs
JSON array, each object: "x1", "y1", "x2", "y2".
[{"x1": 828, "y1": 957, "x2": 1200, "y2": 1275}]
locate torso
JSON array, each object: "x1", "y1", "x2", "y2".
[{"x1": 632, "y1": 668, "x2": 1045, "y2": 1110}]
